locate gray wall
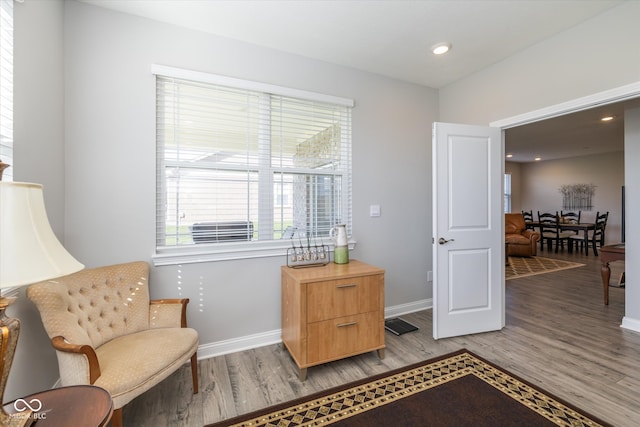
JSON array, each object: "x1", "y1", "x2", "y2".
[
  {"x1": 61, "y1": 1, "x2": 437, "y2": 348},
  {"x1": 8, "y1": 0, "x2": 66, "y2": 400},
  {"x1": 439, "y1": 1, "x2": 640, "y2": 125},
  {"x1": 516, "y1": 152, "x2": 624, "y2": 245},
  {"x1": 9, "y1": 0, "x2": 437, "y2": 399}
]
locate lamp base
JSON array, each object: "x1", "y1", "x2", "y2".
[{"x1": 0, "y1": 297, "x2": 33, "y2": 426}]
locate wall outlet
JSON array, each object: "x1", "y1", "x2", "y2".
[{"x1": 427, "y1": 271, "x2": 433, "y2": 282}]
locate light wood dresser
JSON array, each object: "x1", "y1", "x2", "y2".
[{"x1": 281, "y1": 259, "x2": 385, "y2": 380}]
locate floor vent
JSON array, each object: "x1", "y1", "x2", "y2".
[{"x1": 384, "y1": 318, "x2": 419, "y2": 335}]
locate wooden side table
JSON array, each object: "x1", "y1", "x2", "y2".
[
  {"x1": 600, "y1": 243, "x2": 625, "y2": 305},
  {"x1": 281, "y1": 260, "x2": 385, "y2": 380},
  {"x1": 3, "y1": 385, "x2": 113, "y2": 426}
]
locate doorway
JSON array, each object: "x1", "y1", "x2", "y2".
[{"x1": 493, "y1": 81, "x2": 640, "y2": 333}]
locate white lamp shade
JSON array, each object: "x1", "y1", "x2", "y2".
[{"x1": 0, "y1": 182, "x2": 84, "y2": 288}]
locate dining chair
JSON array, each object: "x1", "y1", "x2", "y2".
[
  {"x1": 560, "y1": 210, "x2": 581, "y2": 242},
  {"x1": 560, "y1": 210, "x2": 581, "y2": 225},
  {"x1": 538, "y1": 211, "x2": 573, "y2": 253},
  {"x1": 521, "y1": 210, "x2": 534, "y2": 230},
  {"x1": 570, "y1": 211, "x2": 608, "y2": 256}
]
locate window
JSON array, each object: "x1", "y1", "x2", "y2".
[
  {"x1": 154, "y1": 66, "x2": 353, "y2": 263},
  {"x1": 0, "y1": 0, "x2": 13, "y2": 181},
  {"x1": 504, "y1": 173, "x2": 512, "y2": 212}
]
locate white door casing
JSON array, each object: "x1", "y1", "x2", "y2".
[{"x1": 432, "y1": 122, "x2": 504, "y2": 339}]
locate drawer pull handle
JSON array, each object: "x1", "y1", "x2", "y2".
[
  {"x1": 337, "y1": 321, "x2": 357, "y2": 328},
  {"x1": 336, "y1": 283, "x2": 357, "y2": 289}
]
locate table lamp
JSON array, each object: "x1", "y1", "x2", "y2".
[{"x1": 0, "y1": 162, "x2": 84, "y2": 426}]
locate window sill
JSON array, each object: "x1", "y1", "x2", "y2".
[{"x1": 152, "y1": 239, "x2": 357, "y2": 266}]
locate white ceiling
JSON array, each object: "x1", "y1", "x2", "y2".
[{"x1": 79, "y1": 0, "x2": 631, "y2": 162}]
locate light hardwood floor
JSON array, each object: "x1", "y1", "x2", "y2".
[{"x1": 124, "y1": 249, "x2": 638, "y2": 426}]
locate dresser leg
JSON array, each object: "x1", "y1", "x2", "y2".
[
  {"x1": 377, "y1": 348, "x2": 386, "y2": 359},
  {"x1": 298, "y1": 367, "x2": 308, "y2": 381}
]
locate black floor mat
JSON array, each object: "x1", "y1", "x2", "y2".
[{"x1": 385, "y1": 318, "x2": 419, "y2": 335}]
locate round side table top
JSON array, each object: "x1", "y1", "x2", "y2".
[{"x1": 4, "y1": 385, "x2": 113, "y2": 426}]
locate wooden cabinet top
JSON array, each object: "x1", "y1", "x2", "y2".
[{"x1": 281, "y1": 259, "x2": 384, "y2": 283}]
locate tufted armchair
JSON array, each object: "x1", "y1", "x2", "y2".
[{"x1": 27, "y1": 261, "x2": 199, "y2": 427}]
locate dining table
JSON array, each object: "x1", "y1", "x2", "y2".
[{"x1": 524, "y1": 221, "x2": 596, "y2": 253}]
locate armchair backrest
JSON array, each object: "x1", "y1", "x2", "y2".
[
  {"x1": 27, "y1": 261, "x2": 151, "y2": 349},
  {"x1": 505, "y1": 213, "x2": 526, "y2": 234}
]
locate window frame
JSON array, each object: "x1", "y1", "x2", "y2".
[
  {"x1": 504, "y1": 173, "x2": 512, "y2": 213},
  {"x1": 151, "y1": 65, "x2": 354, "y2": 266}
]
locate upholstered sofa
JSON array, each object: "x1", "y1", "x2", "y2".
[
  {"x1": 27, "y1": 261, "x2": 199, "y2": 427},
  {"x1": 505, "y1": 213, "x2": 540, "y2": 257}
]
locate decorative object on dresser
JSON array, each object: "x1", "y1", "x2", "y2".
[
  {"x1": 208, "y1": 349, "x2": 612, "y2": 427},
  {"x1": 329, "y1": 224, "x2": 349, "y2": 264},
  {"x1": 0, "y1": 178, "x2": 85, "y2": 427},
  {"x1": 281, "y1": 260, "x2": 385, "y2": 380},
  {"x1": 505, "y1": 213, "x2": 540, "y2": 257},
  {"x1": 27, "y1": 261, "x2": 200, "y2": 427}
]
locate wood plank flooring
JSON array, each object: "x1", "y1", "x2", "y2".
[{"x1": 124, "y1": 249, "x2": 638, "y2": 426}]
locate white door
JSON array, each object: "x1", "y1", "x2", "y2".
[{"x1": 432, "y1": 122, "x2": 504, "y2": 339}]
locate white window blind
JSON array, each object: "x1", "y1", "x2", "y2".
[
  {"x1": 0, "y1": 0, "x2": 13, "y2": 181},
  {"x1": 155, "y1": 70, "x2": 352, "y2": 255}
]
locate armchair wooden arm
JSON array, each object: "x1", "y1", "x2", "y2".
[
  {"x1": 51, "y1": 336, "x2": 102, "y2": 384},
  {"x1": 149, "y1": 298, "x2": 190, "y2": 328}
]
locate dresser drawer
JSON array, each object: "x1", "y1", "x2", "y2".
[
  {"x1": 307, "y1": 311, "x2": 383, "y2": 363},
  {"x1": 307, "y1": 274, "x2": 382, "y2": 323}
]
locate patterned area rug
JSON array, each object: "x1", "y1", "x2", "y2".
[
  {"x1": 506, "y1": 256, "x2": 584, "y2": 280},
  {"x1": 209, "y1": 350, "x2": 610, "y2": 427}
]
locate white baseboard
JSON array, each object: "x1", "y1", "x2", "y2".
[
  {"x1": 621, "y1": 316, "x2": 640, "y2": 333},
  {"x1": 196, "y1": 299, "x2": 433, "y2": 360},
  {"x1": 384, "y1": 298, "x2": 432, "y2": 318},
  {"x1": 196, "y1": 329, "x2": 283, "y2": 360}
]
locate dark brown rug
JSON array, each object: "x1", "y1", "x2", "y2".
[{"x1": 208, "y1": 349, "x2": 611, "y2": 427}]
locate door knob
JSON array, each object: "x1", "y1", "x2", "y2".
[{"x1": 438, "y1": 237, "x2": 454, "y2": 245}]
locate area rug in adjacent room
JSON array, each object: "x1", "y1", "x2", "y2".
[
  {"x1": 208, "y1": 349, "x2": 610, "y2": 427},
  {"x1": 506, "y1": 256, "x2": 585, "y2": 280}
]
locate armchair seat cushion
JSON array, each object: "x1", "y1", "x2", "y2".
[
  {"x1": 505, "y1": 234, "x2": 532, "y2": 246},
  {"x1": 94, "y1": 327, "x2": 198, "y2": 409}
]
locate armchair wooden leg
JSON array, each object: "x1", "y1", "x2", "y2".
[
  {"x1": 191, "y1": 351, "x2": 199, "y2": 394},
  {"x1": 111, "y1": 408, "x2": 123, "y2": 427}
]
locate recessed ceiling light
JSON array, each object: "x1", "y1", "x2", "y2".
[
  {"x1": 506, "y1": 153, "x2": 513, "y2": 158},
  {"x1": 431, "y1": 43, "x2": 451, "y2": 55},
  {"x1": 534, "y1": 156, "x2": 541, "y2": 161},
  {"x1": 601, "y1": 116, "x2": 614, "y2": 122}
]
